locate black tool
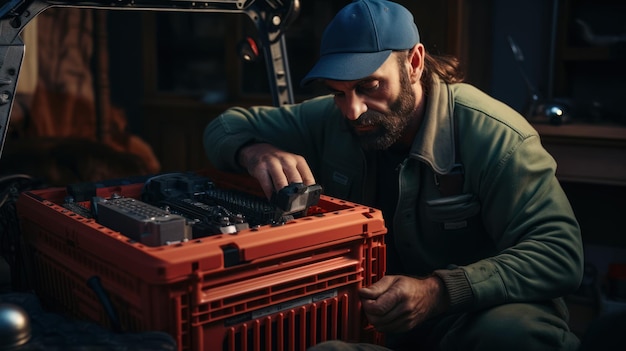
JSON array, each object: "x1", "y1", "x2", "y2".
[{"x1": 270, "y1": 183, "x2": 322, "y2": 221}]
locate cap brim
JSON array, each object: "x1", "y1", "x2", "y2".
[{"x1": 300, "y1": 50, "x2": 392, "y2": 87}]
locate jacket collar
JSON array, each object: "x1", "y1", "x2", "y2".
[{"x1": 408, "y1": 74, "x2": 458, "y2": 175}]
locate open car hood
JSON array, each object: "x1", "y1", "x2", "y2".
[{"x1": 0, "y1": 0, "x2": 299, "y2": 158}]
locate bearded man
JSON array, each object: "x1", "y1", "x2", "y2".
[{"x1": 203, "y1": 1, "x2": 583, "y2": 350}]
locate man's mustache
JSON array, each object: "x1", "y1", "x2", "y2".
[{"x1": 349, "y1": 111, "x2": 386, "y2": 127}]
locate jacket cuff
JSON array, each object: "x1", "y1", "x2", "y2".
[{"x1": 433, "y1": 268, "x2": 473, "y2": 313}]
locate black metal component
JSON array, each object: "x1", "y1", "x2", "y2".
[
  {"x1": 245, "y1": 0, "x2": 299, "y2": 106},
  {"x1": 0, "y1": 0, "x2": 298, "y2": 158},
  {"x1": 270, "y1": 182, "x2": 322, "y2": 220}
]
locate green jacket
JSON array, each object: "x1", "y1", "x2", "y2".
[{"x1": 203, "y1": 76, "x2": 583, "y2": 314}]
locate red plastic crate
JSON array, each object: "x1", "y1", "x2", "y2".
[{"x1": 17, "y1": 181, "x2": 387, "y2": 351}]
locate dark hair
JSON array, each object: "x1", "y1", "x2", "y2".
[
  {"x1": 422, "y1": 51, "x2": 465, "y2": 86},
  {"x1": 396, "y1": 49, "x2": 464, "y2": 95}
]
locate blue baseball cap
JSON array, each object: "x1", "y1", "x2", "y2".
[{"x1": 301, "y1": 0, "x2": 420, "y2": 86}]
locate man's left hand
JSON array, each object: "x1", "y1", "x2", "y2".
[{"x1": 358, "y1": 275, "x2": 450, "y2": 332}]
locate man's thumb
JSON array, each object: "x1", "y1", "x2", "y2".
[{"x1": 358, "y1": 275, "x2": 396, "y2": 300}]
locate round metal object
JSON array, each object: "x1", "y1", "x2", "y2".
[
  {"x1": 543, "y1": 102, "x2": 571, "y2": 125},
  {"x1": 0, "y1": 303, "x2": 31, "y2": 349}
]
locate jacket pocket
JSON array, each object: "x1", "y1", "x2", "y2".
[
  {"x1": 319, "y1": 163, "x2": 355, "y2": 200},
  {"x1": 426, "y1": 193, "x2": 481, "y2": 230},
  {"x1": 424, "y1": 194, "x2": 492, "y2": 265}
]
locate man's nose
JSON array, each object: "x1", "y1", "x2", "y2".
[{"x1": 343, "y1": 93, "x2": 367, "y2": 121}]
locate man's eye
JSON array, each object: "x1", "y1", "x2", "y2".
[
  {"x1": 359, "y1": 82, "x2": 379, "y2": 93},
  {"x1": 325, "y1": 87, "x2": 343, "y2": 97}
]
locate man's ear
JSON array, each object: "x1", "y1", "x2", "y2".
[{"x1": 408, "y1": 43, "x2": 424, "y2": 84}]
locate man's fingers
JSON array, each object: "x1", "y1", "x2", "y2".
[
  {"x1": 269, "y1": 153, "x2": 315, "y2": 195},
  {"x1": 360, "y1": 276, "x2": 441, "y2": 333},
  {"x1": 359, "y1": 275, "x2": 397, "y2": 300},
  {"x1": 298, "y1": 162, "x2": 316, "y2": 186},
  {"x1": 249, "y1": 168, "x2": 277, "y2": 200},
  {"x1": 280, "y1": 164, "x2": 304, "y2": 188},
  {"x1": 237, "y1": 143, "x2": 316, "y2": 199}
]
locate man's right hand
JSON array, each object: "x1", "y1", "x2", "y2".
[{"x1": 237, "y1": 143, "x2": 316, "y2": 199}]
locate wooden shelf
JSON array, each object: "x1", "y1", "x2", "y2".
[
  {"x1": 533, "y1": 123, "x2": 626, "y2": 186},
  {"x1": 533, "y1": 123, "x2": 626, "y2": 144}
]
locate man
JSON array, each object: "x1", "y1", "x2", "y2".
[{"x1": 203, "y1": 1, "x2": 584, "y2": 350}]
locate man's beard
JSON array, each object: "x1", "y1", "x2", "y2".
[{"x1": 348, "y1": 68, "x2": 416, "y2": 150}]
